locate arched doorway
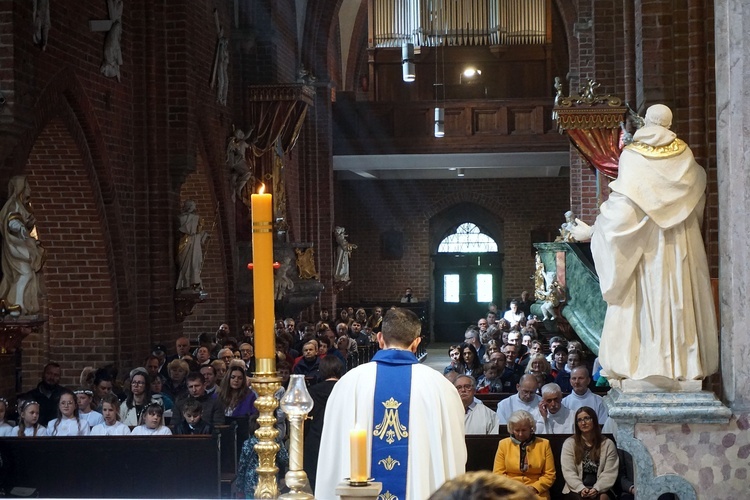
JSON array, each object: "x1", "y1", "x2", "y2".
[{"x1": 431, "y1": 214, "x2": 503, "y2": 342}]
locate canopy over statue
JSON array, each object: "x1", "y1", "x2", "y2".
[
  {"x1": 0, "y1": 176, "x2": 46, "y2": 315},
  {"x1": 570, "y1": 104, "x2": 718, "y2": 382}
]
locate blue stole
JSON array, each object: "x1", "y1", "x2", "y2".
[{"x1": 371, "y1": 349, "x2": 417, "y2": 500}]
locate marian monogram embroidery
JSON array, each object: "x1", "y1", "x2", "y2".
[
  {"x1": 373, "y1": 397, "x2": 409, "y2": 444},
  {"x1": 377, "y1": 455, "x2": 401, "y2": 471},
  {"x1": 377, "y1": 491, "x2": 398, "y2": 500}
]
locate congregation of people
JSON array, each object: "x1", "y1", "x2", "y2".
[
  {"x1": 440, "y1": 295, "x2": 643, "y2": 499},
  {"x1": 0, "y1": 306, "x2": 387, "y2": 496},
  {"x1": 0, "y1": 298, "x2": 646, "y2": 499}
]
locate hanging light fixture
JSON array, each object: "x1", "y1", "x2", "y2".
[
  {"x1": 433, "y1": 19, "x2": 446, "y2": 138},
  {"x1": 402, "y1": 42, "x2": 415, "y2": 82}
]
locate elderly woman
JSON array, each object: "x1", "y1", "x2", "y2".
[
  {"x1": 493, "y1": 410, "x2": 556, "y2": 499},
  {"x1": 561, "y1": 406, "x2": 619, "y2": 499},
  {"x1": 163, "y1": 358, "x2": 189, "y2": 399},
  {"x1": 524, "y1": 353, "x2": 554, "y2": 389}
]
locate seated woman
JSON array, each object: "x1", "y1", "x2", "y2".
[
  {"x1": 524, "y1": 353, "x2": 554, "y2": 390},
  {"x1": 493, "y1": 410, "x2": 556, "y2": 499},
  {"x1": 47, "y1": 390, "x2": 90, "y2": 436},
  {"x1": 456, "y1": 343, "x2": 483, "y2": 379},
  {"x1": 561, "y1": 406, "x2": 619, "y2": 499},
  {"x1": 483, "y1": 340, "x2": 500, "y2": 363},
  {"x1": 163, "y1": 359, "x2": 189, "y2": 400},
  {"x1": 443, "y1": 345, "x2": 461, "y2": 374}
]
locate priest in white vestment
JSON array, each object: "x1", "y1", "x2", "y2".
[
  {"x1": 532, "y1": 383, "x2": 576, "y2": 434},
  {"x1": 496, "y1": 374, "x2": 541, "y2": 424},
  {"x1": 570, "y1": 104, "x2": 718, "y2": 381},
  {"x1": 454, "y1": 375, "x2": 499, "y2": 434},
  {"x1": 315, "y1": 308, "x2": 466, "y2": 500}
]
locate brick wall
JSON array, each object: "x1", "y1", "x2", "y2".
[
  {"x1": 0, "y1": 1, "x2": 238, "y2": 389},
  {"x1": 334, "y1": 177, "x2": 570, "y2": 311},
  {"x1": 24, "y1": 118, "x2": 116, "y2": 389}
]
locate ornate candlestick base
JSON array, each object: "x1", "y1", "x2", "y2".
[{"x1": 250, "y1": 366, "x2": 282, "y2": 499}]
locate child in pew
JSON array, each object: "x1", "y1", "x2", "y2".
[
  {"x1": 47, "y1": 389, "x2": 90, "y2": 436},
  {"x1": 91, "y1": 393, "x2": 131, "y2": 435},
  {"x1": 0, "y1": 397, "x2": 13, "y2": 436},
  {"x1": 130, "y1": 401, "x2": 172, "y2": 436},
  {"x1": 236, "y1": 413, "x2": 289, "y2": 497},
  {"x1": 173, "y1": 398, "x2": 213, "y2": 435},
  {"x1": 12, "y1": 400, "x2": 47, "y2": 437},
  {"x1": 75, "y1": 389, "x2": 104, "y2": 429},
  {"x1": 476, "y1": 363, "x2": 506, "y2": 393}
]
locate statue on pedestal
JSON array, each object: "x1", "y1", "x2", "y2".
[
  {"x1": 0, "y1": 176, "x2": 46, "y2": 315},
  {"x1": 176, "y1": 200, "x2": 209, "y2": 290},
  {"x1": 333, "y1": 226, "x2": 356, "y2": 284},
  {"x1": 569, "y1": 104, "x2": 718, "y2": 382}
]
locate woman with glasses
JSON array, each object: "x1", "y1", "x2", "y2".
[
  {"x1": 561, "y1": 406, "x2": 619, "y2": 499},
  {"x1": 47, "y1": 389, "x2": 90, "y2": 436},
  {"x1": 120, "y1": 370, "x2": 157, "y2": 427}
]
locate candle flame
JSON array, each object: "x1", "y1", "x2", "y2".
[{"x1": 258, "y1": 183, "x2": 266, "y2": 195}]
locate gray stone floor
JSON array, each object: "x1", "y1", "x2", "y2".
[{"x1": 423, "y1": 342, "x2": 451, "y2": 372}]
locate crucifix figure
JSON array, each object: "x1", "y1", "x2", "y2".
[
  {"x1": 89, "y1": 0, "x2": 123, "y2": 82},
  {"x1": 210, "y1": 9, "x2": 229, "y2": 106}
]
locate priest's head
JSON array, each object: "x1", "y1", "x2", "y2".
[{"x1": 379, "y1": 307, "x2": 422, "y2": 352}]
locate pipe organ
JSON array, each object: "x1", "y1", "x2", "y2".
[{"x1": 371, "y1": 0, "x2": 550, "y2": 48}]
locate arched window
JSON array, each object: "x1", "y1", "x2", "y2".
[{"x1": 437, "y1": 222, "x2": 498, "y2": 253}]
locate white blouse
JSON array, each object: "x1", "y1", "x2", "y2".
[
  {"x1": 130, "y1": 425, "x2": 172, "y2": 436},
  {"x1": 91, "y1": 421, "x2": 131, "y2": 435},
  {"x1": 10, "y1": 425, "x2": 48, "y2": 437},
  {"x1": 47, "y1": 416, "x2": 91, "y2": 436}
]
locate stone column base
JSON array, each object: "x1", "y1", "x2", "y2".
[{"x1": 605, "y1": 387, "x2": 731, "y2": 424}]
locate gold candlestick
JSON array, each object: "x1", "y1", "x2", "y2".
[{"x1": 251, "y1": 358, "x2": 282, "y2": 499}]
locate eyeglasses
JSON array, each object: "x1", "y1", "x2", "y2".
[
  {"x1": 455, "y1": 384, "x2": 474, "y2": 391},
  {"x1": 131, "y1": 381, "x2": 146, "y2": 386},
  {"x1": 577, "y1": 416, "x2": 593, "y2": 424}
]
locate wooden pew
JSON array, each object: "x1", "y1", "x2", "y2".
[
  {"x1": 216, "y1": 423, "x2": 238, "y2": 497},
  {"x1": 0, "y1": 435, "x2": 221, "y2": 498},
  {"x1": 465, "y1": 433, "x2": 616, "y2": 499}
]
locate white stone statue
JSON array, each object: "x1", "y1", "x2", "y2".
[
  {"x1": 100, "y1": 0, "x2": 123, "y2": 82},
  {"x1": 538, "y1": 272, "x2": 564, "y2": 320},
  {"x1": 0, "y1": 176, "x2": 46, "y2": 315},
  {"x1": 555, "y1": 210, "x2": 578, "y2": 242},
  {"x1": 569, "y1": 104, "x2": 718, "y2": 382},
  {"x1": 32, "y1": 0, "x2": 51, "y2": 50},
  {"x1": 226, "y1": 126, "x2": 254, "y2": 201},
  {"x1": 274, "y1": 256, "x2": 294, "y2": 300},
  {"x1": 176, "y1": 200, "x2": 209, "y2": 290},
  {"x1": 333, "y1": 226, "x2": 356, "y2": 283}
]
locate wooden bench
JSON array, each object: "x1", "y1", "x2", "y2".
[
  {"x1": 0, "y1": 435, "x2": 221, "y2": 498},
  {"x1": 216, "y1": 423, "x2": 238, "y2": 497},
  {"x1": 465, "y1": 433, "x2": 616, "y2": 499}
]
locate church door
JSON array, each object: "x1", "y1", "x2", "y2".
[{"x1": 433, "y1": 253, "x2": 503, "y2": 342}]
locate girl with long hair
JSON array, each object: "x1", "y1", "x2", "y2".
[{"x1": 47, "y1": 389, "x2": 90, "y2": 436}]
